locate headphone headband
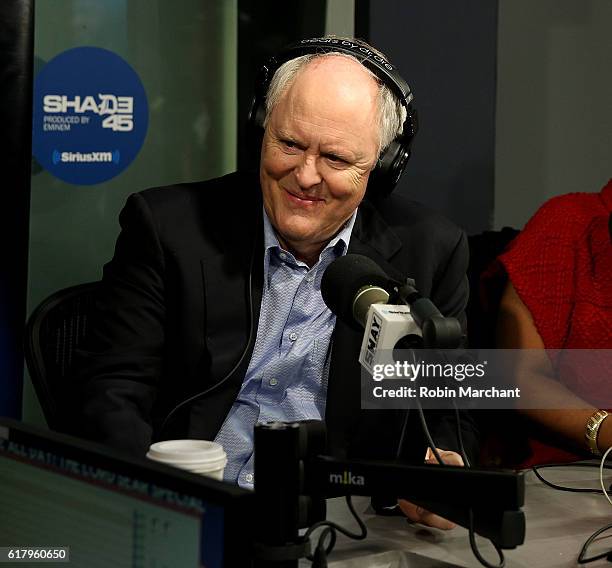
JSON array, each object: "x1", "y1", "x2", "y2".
[{"x1": 283, "y1": 38, "x2": 413, "y2": 103}]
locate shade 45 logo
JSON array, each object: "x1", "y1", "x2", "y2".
[
  {"x1": 32, "y1": 46, "x2": 149, "y2": 185},
  {"x1": 43, "y1": 94, "x2": 134, "y2": 132}
]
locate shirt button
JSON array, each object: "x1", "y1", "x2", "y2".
[
  {"x1": 279, "y1": 252, "x2": 287, "y2": 260},
  {"x1": 269, "y1": 378, "x2": 278, "y2": 386},
  {"x1": 306, "y1": 275, "x2": 314, "y2": 282},
  {"x1": 289, "y1": 332, "x2": 298, "y2": 341},
  {"x1": 245, "y1": 473, "x2": 254, "y2": 483}
]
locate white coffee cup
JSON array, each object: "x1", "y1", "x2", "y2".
[{"x1": 146, "y1": 439, "x2": 227, "y2": 481}]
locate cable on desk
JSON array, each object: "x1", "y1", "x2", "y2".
[
  {"x1": 532, "y1": 461, "x2": 612, "y2": 494},
  {"x1": 468, "y1": 509, "x2": 506, "y2": 568},
  {"x1": 532, "y1": 457, "x2": 612, "y2": 564},
  {"x1": 310, "y1": 527, "x2": 335, "y2": 568},
  {"x1": 304, "y1": 495, "x2": 367, "y2": 567},
  {"x1": 599, "y1": 446, "x2": 612, "y2": 507},
  {"x1": 577, "y1": 522, "x2": 612, "y2": 564}
]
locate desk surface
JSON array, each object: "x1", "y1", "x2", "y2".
[{"x1": 307, "y1": 465, "x2": 611, "y2": 568}]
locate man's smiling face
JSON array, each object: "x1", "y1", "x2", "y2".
[{"x1": 259, "y1": 55, "x2": 380, "y2": 265}]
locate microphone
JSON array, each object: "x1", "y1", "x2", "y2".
[
  {"x1": 322, "y1": 254, "x2": 464, "y2": 376},
  {"x1": 322, "y1": 254, "x2": 423, "y2": 375},
  {"x1": 321, "y1": 254, "x2": 391, "y2": 330}
]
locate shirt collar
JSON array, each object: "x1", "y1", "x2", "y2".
[{"x1": 262, "y1": 207, "x2": 357, "y2": 262}]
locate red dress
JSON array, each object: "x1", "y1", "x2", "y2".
[{"x1": 497, "y1": 180, "x2": 612, "y2": 466}]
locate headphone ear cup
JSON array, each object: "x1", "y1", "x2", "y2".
[
  {"x1": 389, "y1": 145, "x2": 411, "y2": 189},
  {"x1": 368, "y1": 105, "x2": 418, "y2": 198},
  {"x1": 368, "y1": 140, "x2": 410, "y2": 199}
]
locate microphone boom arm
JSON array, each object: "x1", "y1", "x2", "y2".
[{"x1": 390, "y1": 278, "x2": 464, "y2": 349}]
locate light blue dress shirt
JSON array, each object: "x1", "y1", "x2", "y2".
[{"x1": 214, "y1": 207, "x2": 357, "y2": 489}]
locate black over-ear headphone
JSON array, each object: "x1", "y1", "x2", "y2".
[{"x1": 248, "y1": 37, "x2": 419, "y2": 198}]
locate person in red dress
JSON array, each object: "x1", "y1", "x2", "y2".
[{"x1": 494, "y1": 179, "x2": 612, "y2": 467}]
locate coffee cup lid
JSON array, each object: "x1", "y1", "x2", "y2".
[{"x1": 146, "y1": 439, "x2": 226, "y2": 465}]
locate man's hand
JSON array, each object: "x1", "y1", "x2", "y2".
[{"x1": 398, "y1": 447, "x2": 464, "y2": 530}]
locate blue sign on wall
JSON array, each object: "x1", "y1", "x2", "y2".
[{"x1": 32, "y1": 47, "x2": 149, "y2": 185}]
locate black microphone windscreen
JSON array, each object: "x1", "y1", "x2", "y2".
[{"x1": 321, "y1": 254, "x2": 390, "y2": 328}]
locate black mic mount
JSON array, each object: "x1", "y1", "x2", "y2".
[
  {"x1": 389, "y1": 277, "x2": 464, "y2": 349},
  {"x1": 253, "y1": 420, "x2": 526, "y2": 568}
]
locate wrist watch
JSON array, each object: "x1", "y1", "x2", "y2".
[{"x1": 585, "y1": 409, "x2": 609, "y2": 456}]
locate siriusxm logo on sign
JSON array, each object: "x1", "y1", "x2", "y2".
[
  {"x1": 32, "y1": 47, "x2": 149, "y2": 185},
  {"x1": 52, "y1": 150, "x2": 121, "y2": 164},
  {"x1": 43, "y1": 95, "x2": 134, "y2": 132}
]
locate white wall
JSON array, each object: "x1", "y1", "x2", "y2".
[{"x1": 495, "y1": 0, "x2": 612, "y2": 229}]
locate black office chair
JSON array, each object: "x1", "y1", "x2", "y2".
[
  {"x1": 24, "y1": 282, "x2": 100, "y2": 432},
  {"x1": 466, "y1": 227, "x2": 520, "y2": 349}
]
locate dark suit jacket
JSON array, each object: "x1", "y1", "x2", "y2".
[{"x1": 75, "y1": 170, "x2": 479, "y2": 463}]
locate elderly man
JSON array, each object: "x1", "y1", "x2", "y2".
[{"x1": 76, "y1": 37, "x2": 478, "y2": 526}]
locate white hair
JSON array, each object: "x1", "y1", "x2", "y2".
[{"x1": 263, "y1": 52, "x2": 407, "y2": 157}]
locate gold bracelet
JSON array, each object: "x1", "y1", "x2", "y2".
[{"x1": 585, "y1": 410, "x2": 609, "y2": 456}]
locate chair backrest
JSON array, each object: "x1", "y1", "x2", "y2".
[
  {"x1": 24, "y1": 282, "x2": 100, "y2": 432},
  {"x1": 466, "y1": 228, "x2": 533, "y2": 467},
  {"x1": 466, "y1": 227, "x2": 520, "y2": 348}
]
